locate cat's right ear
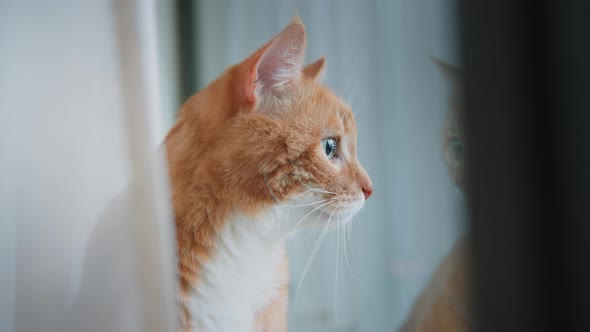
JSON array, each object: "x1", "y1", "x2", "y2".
[
  {"x1": 303, "y1": 57, "x2": 326, "y2": 81},
  {"x1": 236, "y1": 17, "x2": 306, "y2": 106},
  {"x1": 433, "y1": 58, "x2": 462, "y2": 87}
]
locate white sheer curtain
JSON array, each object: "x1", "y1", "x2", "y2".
[
  {"x1": 195, "y1": 1, "x2": 463, "y2": 331},
  {"x1": 0, "y1": 1, "x2": 177, "y2": 331}
]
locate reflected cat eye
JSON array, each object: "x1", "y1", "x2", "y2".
[{"x1": 450, "y1": 137, "x2": 464, "y2": 161}]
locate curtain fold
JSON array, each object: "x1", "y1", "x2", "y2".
[{"x1": 1, "y1": 1, "x2": 178, "y2": 331}]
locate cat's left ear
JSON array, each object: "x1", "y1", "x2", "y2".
[{"x1": 237, "y1": 17, "x2": 306, "y2": 105}]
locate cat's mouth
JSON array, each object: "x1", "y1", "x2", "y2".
[
  {"x1": 333, "y1": 201, "x2": 364, "y2": 215},
  {"x1": 285, "y1": 188, "x2": 365, "y2": 228}
]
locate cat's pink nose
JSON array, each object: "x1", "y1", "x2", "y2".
[{"x1": 362, "y1": 185, "x2": 373, "y2": 200}]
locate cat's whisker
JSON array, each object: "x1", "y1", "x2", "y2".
[
  {"x1": 293, "y1": 200, "x2": 335, "y2": 228},
  {"x1": 346, "y1": 221, "x2": 358, "y2": 259},
  {"x1": 310, "y1": 208, "x2": 326, "y2": 230},
  {"x1": 344, "y1": 83, "x2": 362, "y2": 116},
  {"x1": 311, "y1": 189, "x2": 337, "y2": 195},
  {"x1": 281, "y1": 198, "x2": 331, "y2": 208},
  {"x1": 295, "y1": 209, "x2": 336, "y2": 305},
  {"x1": 295, "y1": 189, "x2": 336, "y2": 199},
  {"x1": 301, "y1": 183, "x2": 338, "y2": 195},
  {"x1": 265, "y1": 174, "x2": 336, "y2": 209},
  {"x1": 300, "y1": 188, "x2": 336, "y2": 196},
  {"x1": 296, "y1": 189, "x2": 322, "y2": 196},
  {"x1": 334, "y1": 222, "x2": 341, "y2": 315},
  {"x1": 343, "y1": 221, "x2": 362, "y2": 286}
]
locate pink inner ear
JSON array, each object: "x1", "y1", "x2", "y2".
[{"x1": 254, "y1": 21, "x2": 306, "y2": 92}]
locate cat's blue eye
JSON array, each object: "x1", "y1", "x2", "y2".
[
  {"x1": 321, "y1": 137, "x2": 337, "y2": 159},
  {"x1": 450, "y1": 137, "x2": 464, "y2": 160}
]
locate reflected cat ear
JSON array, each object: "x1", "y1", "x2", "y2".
[
  {"x1": 303, "y1": 56, "x2": 326, "y2": 81},
  {"x1": 237, "y1": 17, "x2": 306, "y2": 105},
  {"x1": 433, "y1": 58, "x2": 462, "y2": 88}
]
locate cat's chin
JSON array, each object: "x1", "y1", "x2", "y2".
[{"x1": 306, "y1": 212, "x2": 354, "y2": 230}]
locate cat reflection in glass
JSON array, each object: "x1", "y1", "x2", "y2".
[{"x1": 398, "y1": 61, "x2": 471, "y2": 332}]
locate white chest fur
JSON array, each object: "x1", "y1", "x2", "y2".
[{"x1": 186, "y1": 206, "x2": 294, "y2": 332}]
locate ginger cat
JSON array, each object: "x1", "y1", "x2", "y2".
[
  {"x1": 166, "y1": 18, "x2": 373, "y2": 332},
  {"x1": 398, "y1": 61, "x2": 471, "y2": 332}
]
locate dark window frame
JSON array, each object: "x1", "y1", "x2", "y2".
[{"x1": 460, "y1": 2, "x2": 590, "y2": 331}]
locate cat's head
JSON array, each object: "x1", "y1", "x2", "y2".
[
  {"x1": 436, "y1": 60, "x2": 464, "y2": 192},
  {"x1": 167, "y1": 18, "x2": 372, "y2": 230}
]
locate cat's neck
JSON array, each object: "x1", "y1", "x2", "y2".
[{"x1": 184, "y1": 206, "x2": 292, "y2": 332}]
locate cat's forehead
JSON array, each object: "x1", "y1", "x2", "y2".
[{"x1": 304, "y1": 84, "x2": 356, "y2": 133}]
